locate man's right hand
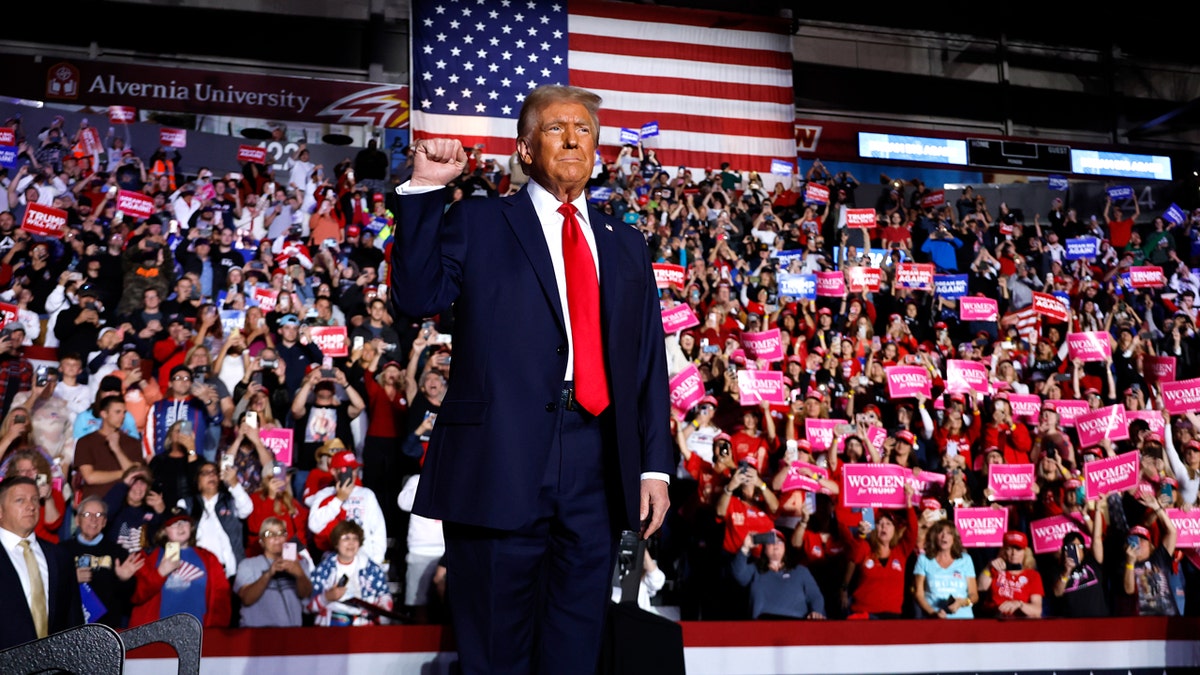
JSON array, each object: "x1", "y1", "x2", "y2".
[{"x1": 411, "y1": 139, "x2": 468, "y2": 188}]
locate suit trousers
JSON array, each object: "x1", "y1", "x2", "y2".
[{"x1": 444, "y1": 400, "x2": 618, "y2": 675}]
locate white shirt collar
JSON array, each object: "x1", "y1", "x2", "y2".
[
  {"x1": 526, "y1": 179, "x2": 590, "y2": 229},
  {"x1": 0, "y1": 526, "x2": 34, "y2": 551}
]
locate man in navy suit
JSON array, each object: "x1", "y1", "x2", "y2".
[
  {"x1": 0, "y1": 475, "x2": 84, "y2": 650},
  {"x1": 391, "y1": 85, "x2": 672, "y2": 674}
]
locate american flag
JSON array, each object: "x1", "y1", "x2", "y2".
[
  {"x1": 410, "y1": 0, "x2": 796, "y2": 172},
  {"x1": 1002, "y1": 306, "x2": 1041, "y2": 348}
]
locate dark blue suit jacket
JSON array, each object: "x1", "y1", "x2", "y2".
[
  {"x1": 0, "y1": 535, "x2": 85, "y2": 650},
  {"x1": 391, "y1": 186, "x2": 672, "y2": 532}
]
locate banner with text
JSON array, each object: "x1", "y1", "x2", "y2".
[
  {"x1": 669, "y1": 364, "x2": 704, "y2": 412},
  {"x1": 1030, "y1": 514, "x2": 1090, "y2": 554},
  {"x1": 661, "y1": 304, "x2": 699, "y2": 334},
  {"x1": 1067, "y1": 332, "x2": 1112, "y2": 362},
  {"x1": 1083, "y1": 452, "x2": 1139, "y2": 500},
  {"x1": 955, "y1": 507, "x2": 1008, "y2": 548},
  {"x1": 885, "y1": 365, "x2": 931, "y2": 399},
  {"x1": 1162, "y1": 378, "x2": 1200, "y2": 414},
  {"x1": 737, "y1": 370, "x2": 787, "y2": 405},
  {"x1": 959, "y1": 296, "x2": 998, "y2": 322},
  {"x1": 987, "y1": 464, "x2": 1036, "y2": 501},
  {"x1": 840, "y1": 463, "x2": 909, "y2": 508}
]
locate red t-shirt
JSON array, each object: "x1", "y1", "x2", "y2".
[
  {"x1": 729, "y1": 431, "x2": 769, "y2": 472},
  {"x1": 1108, "y1": 218, "x2": 1134, "y2": 248},
  {"x1": 721, "y1": 496, "x2": 776, "y2": 554},
  {"x1": 984, "y1": 568, "x2": 1045, "y2": 614},
  {"x1": 363, "y1": 370, "x2": 408, "y2": 438}
]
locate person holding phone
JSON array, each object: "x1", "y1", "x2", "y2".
[
  {"x1": 176, "y1": 459, "x2": 253, "y2": 578},
  {"x1": 307, "y1": 520, "x2": 393, "y2": 626},
  {"x1": 1049, "y1": 499, "x2": 1108, "y2": 617},
  {"x1": 1121, "y1": 492, "x2": 1180, "y2": 616},
  {"x1": 129, "y1": 509, "x2": 231, "y2": 628},
  {"x1": 234, "y1": 516, "x2": 313, "y2": 627},
  {"x1": 307, "y1": 450, "x2": 387, "y2": 565},
  {"x1": 732, "y1": 530, "x2": 825, "y2": 620}
]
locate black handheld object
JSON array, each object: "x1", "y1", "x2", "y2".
[{"x1": 337, "y1": 574, "x2": 349, "y2": 587}]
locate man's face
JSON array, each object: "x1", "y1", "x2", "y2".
[
  {"x1": 170, "y1": 371, "x2": 192, "y2": 396},
  {"x1": 516, "y1": 101, "x2": 597, "y2": 199},
  {"x1": 102, "y1": 403, "x2": 127, "y2": 428},
  {"x1": 77, "y1": 502, "x2": 107, "y2": 539},
  {"x1": 0, "y1": 483, "x2": 39, "y2": 537},
  {"x1": 144, "y1": 290, "x2": 160, "y2": 308},
  {"x1": 176, "y1": 280, "x2": 193, "y2": 299}
]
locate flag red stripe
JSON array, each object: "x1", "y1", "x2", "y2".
[
  {"x1": 570, "y1": 0, "x2": 791, "y2": 35},
  {"x1": 594, "y1": 108, "x2": 795, "y2": 140},
  {"x1": 569, "y1": 70, "x2": 794, "y2": 106},
  {"x1": 569, "y1": 33, "x2": 792, "y2": 71}
]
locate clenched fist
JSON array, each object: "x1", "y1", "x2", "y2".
[{"x1": 411, "y1": 138, "x2": 469, "y2": 188}]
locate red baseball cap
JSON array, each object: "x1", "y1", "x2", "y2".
[
  {"x1": 347, "y1": 225, "x2": 361, "y2": 237},
  {"x1": 920, "y1": 498, "x2": 942, "y2": 512},
  {"x1": 895, "y1": 430, "x2": 917, "y2": 445},
  {"x1": 1003, "y1": 531, "x2": 1028, "y2": 549},
  {"x1": 330, "y1": 450, "x2": 361, "y2": 470},
  {"x1": 805, "y1": 388, "x2": 825, "y2": 402},
  {"x1": 1129, "y1": 525, "x2": 1152, "y2": 541},
  {"x1": 698, "y1": 395, "x2": 719, "y2": 408}
]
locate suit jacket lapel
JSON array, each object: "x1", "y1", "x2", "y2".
[
  {"x1": 0, "y1": 539, "x2": 36, "y2": 628},
  {"x1": 503, "y1": 188, "x2": 566, "y2": 333},
  {"x1": 40, "y1": 538, "x2": 58, "y2": 627},
  {"x1": 587, "y1": 205, "x2": 622, "y2": 347}
]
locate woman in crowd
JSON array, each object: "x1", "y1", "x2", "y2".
[
  {"x1": 732, "y1": 530, "x2": 825, "y2": 620},
  {"x1": 129, "y1": 510, "x2": 231, "y2": 628},
  {"x1": 843, "y1": 502, "x2": 918, "y2": 619},
  {"x1": 308, "y1": 520, "x2": 394, "y2": 626},
  {"x1": 914, "y1": 519, "x2": 978, "y2": 619},
  {"x1": 247, "y1": 467, "x2": 309, "y2": 558}
]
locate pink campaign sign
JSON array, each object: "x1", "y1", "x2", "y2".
[
  {"x1": 258, "y1": 428, "x2": 294, "y2": 466},
  {"x1": 1167, "y1": 509, "x2": 1200, "y2": 549},
  {"x1": 1162, "y1": 378, "x2": 1200, "y2": 414},
  {"x1": 954, "y1": 507, "x2": 1008, "y2": 548},
  {"x1": 959, "y1": 297, "x2": 998, "y2": 322},
  {"x1": 946, "y1": 359, "x2": 989, "y2": 395},
  {"x1": 1008, "y1": 394, "x2": 1043, "y2": 423},
  {"x1": 840, "y1": 463, "x2": 909, "y2": 508},
  {"x1": 987, "y1": 463, "x2": 1036, "y2": 501},
  {"x1": 1067, "y1": 331, "x2": 1112, "y2": 362},
  {"x1": 885, "y1": 365, "x2": 931, "y2": 399},
  {"x1": 737, "y1": 370, "x2": 787, "y2": 405},
  {"x1": 1084, "y1": 452, "x2": 1139, "y2": 500},
  {"x1": 1126, "y1": 410, "x2": 1165, "y2": 437},
  {"x1": 742, "y1": 329, "x2": 784, "y2": 362},
  {"x1": 1048, "y1": 399, "x2": 1091, "y2": 427},
  {"x1": 816, "y1": 271, "x2": 845, "y2": 297},
  {"x1": 866, "y1": 426, "x2": 888, "y2": 455},
  {"x1": 805, "y1": 418, "x2": 839, "y2": 452},
  {"x1": 668, "y1": 364, "x2": 704, "y2": 412},
  {"x1": 909, "y1": 471, "x2": 946, "y2": 505},
  {"x1": 780, "y1": 461, "x2": 832, "y2": 494},
  {"x1": 661, "y1": 304, "x2": 699, "y2": 334},
  {"x1": 1075, "y1": 404, "x2": 1129, "y2": 448},
  {"x1": 1030, "y1": 515, "x2": 1091, "y2": 554},
  {"x1": 1143, "y1": 355, "x2": 1176, "y2": 386}
]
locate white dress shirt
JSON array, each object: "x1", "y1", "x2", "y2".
[{"x1": 0, "y1": 526, "x2": 49, "y2": 610}]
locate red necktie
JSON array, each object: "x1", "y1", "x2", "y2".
[{"x1": 559, "y1": 203, "x2": 609, "y2": 415}]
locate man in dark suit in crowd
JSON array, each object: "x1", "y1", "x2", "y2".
[
  {"x1": 391, "y1": 84, "x2": 672, "y2": 674},
  {"x1": 0, "y1": 475, "x2": 84, "y2": 650}
]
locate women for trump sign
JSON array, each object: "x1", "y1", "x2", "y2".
[
  {"x1": 840, "y1": 464, "x2": 909, "y2": 508},
  {"x1": 1083, "y1": 452, "x2": 1139, "y2": 500},
  {"x1": 885, "y1": 365, "x2": 931, "y2": 398},
  {"x1": 955, "y1": 507, "x2": 1008, "y2": 547},
  {"x1": 987, "y1": 464, "x2": 1036, "y2": 501}
]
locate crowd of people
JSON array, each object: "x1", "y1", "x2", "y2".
[{"x1": 0, "y1": 107, "x2": 1197, "y2": 647}]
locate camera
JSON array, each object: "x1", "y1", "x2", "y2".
[
  {"x1": 35, "y1": 365, "x2": 49, "y2": 387},
  {"x1": 751, "y1": 532, "x2": 778, "y2": 545},
  {"x1": 261, "y1": 359, "x2": 279, "y2": 369}
]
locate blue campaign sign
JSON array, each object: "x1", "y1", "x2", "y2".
[
  {"x1": 1053, "y1": 292, "x2": 1072, "y2": 312},
  {"x1": 1106, "y1": 185, "x2": 1134, "y2": 201},
  {"x1": 770, "y1": 159, "x2": 794, "y2": 175},
  {"x1": 0, "y1": 146, "x2": 16, "y2": 169},
  {"x1": 640, "y1": 121, "x2": 659, "y2": 138},
  {"x1": 588, "y1": 186, "x2": 613, "y2": 204},
  {"x1": 1164, "y1": 203, "x2": 1187, "y2": 226},
  {"x1": 1048, "y1": 175, "x2": 1069, "y2": 191},
  {"x1": 770, "y1": 249, "x2": 806, "y2": 270},
  {"x1": 1064, "y1": 237, "x2": 1099, "y2": 260},
  {"x1": 779, "y1": 273, "x2": 817, "y2": 300},
  {"x1": 933, "y1": 274, "x2": 968, "y2": 298},
  {"x1": 619, "y1": 128, "x2": 640, "y2": 145}
]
